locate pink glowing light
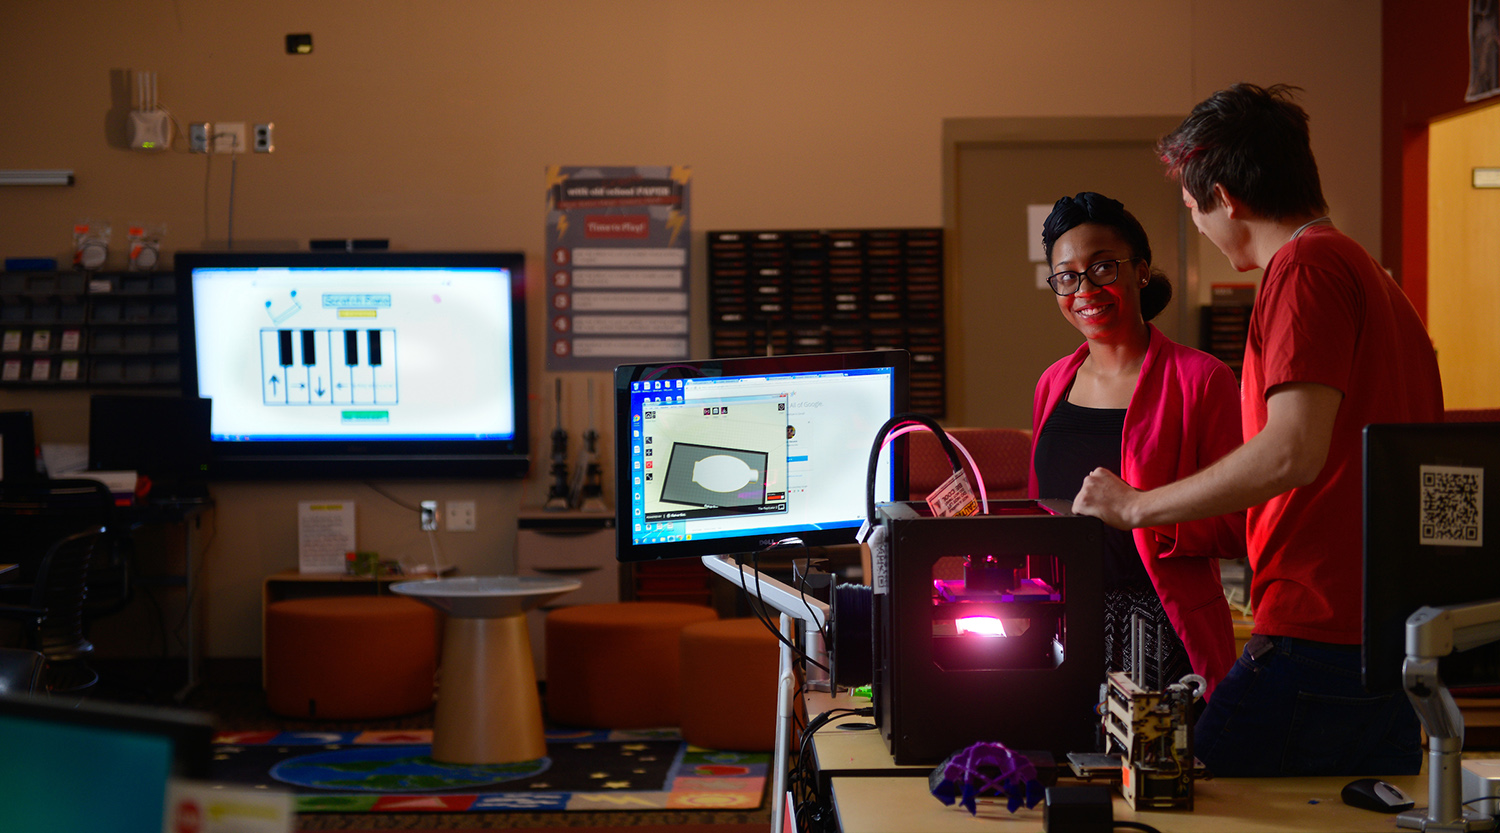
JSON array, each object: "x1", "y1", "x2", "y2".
[{"x1": 956, "y1": 616, "x2": 1007, "y2": 637}]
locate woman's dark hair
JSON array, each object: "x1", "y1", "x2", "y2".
[
  {"x1": 1041, "y1": 191, "x2": 1173, "y2": 322},
  {"x1": 1157, "y1": 82, "x2": 1328, "y2": 221}
]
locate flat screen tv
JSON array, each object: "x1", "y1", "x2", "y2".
[
  {"x1": 614, "y1": 350, "x2": 909, "y2": 562},
  {"x1": 1363, "y1": 422, "x2": 1500, "y2": 694},
  {"x1": 176, "y1": 251, "x2": 528, "y2": 479}
]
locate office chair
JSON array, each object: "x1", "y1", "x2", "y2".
[
  {"x1": 0, "y1": 479, "x2": 116, "y2": 693},
  {"x1": 0, "y1": 526, "x2": 109, "y2": 692}
]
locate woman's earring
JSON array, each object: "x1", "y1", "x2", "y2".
[{"x1": 1140, "y1": 277, "x2": 1148, "y2": 287}]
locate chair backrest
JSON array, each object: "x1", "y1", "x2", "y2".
[
  {"x1": 0, "y1": 479, "x2": 113, "y2": 585},
  {"x1": 907, "y1": 426, "x2": 1032, "y2": 501},
  {"x1": 28, "y1": 526, "x2": 106, "y2": 661}
]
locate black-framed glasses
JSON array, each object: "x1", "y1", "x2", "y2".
[{"x1": 1045, "y1": 257, "x2": 1141, "y2": 296}]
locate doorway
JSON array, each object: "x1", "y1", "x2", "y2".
[
  {"x1": 1427, "y1": 100, "x2": 1500, "y2": 409},
  {"x1": 943, "y1": 117, "x2": 1189, "y2": 428}
]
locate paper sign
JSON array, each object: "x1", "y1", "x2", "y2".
[
  {"x1": 298, "y1": 500, "x2": 355, "y2": 573},
  {"x1": 1027, "y1": 203, "x2": 1052, "y2": 262},
  {"x1": 164, "y1": 777, "x2": 294, "y2": 833}
]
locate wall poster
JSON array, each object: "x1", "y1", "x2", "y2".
[
  {"x1": 1469, "y1": 0, "x2": 1500, "y2": 102},
  {"x1": 545, "y1": 165, "x2": 692, "y2": 371}
]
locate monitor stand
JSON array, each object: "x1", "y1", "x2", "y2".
[
  {"x1": 1398, "y1": 598, "x2": 1500, "y2": 832},
  {"x1": 702, "y1": 553, "x2": 829, "y2": 833}
]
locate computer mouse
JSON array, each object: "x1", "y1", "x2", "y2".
[{"x1": 1341, "y1": 778, "x2": 1415, "y2": 813}]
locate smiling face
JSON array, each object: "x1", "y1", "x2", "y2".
[{"x1": 1049, "y1": 223, "x2": 1148, "y2": 343}]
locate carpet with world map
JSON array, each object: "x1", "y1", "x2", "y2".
[{"x1": 209, "y1": 726, "x2": 768, "y2": 814}]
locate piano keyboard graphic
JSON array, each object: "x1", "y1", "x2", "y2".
[{"x1": 261, "y1": 328, "x2": 398, "y2": 405}]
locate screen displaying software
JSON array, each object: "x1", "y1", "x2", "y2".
[
  {"x1": 625, "y1": 365, "x2": 896, "y2": 548},
  {"x1": 188, "y1": 266, "x2": 519, "y2": 442}
]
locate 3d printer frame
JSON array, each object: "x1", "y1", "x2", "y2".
[{"x1": 872, "y1": 499, "x2": 1105, "y2": 765}]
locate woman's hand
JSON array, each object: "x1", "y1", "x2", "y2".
[{"x1": 1072, "y1": 467, "x2": 1142, "y2": 529}]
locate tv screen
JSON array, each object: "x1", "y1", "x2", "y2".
[
  {"x1": 614, "y1": 350, "x2": 909, "y2": 562},
  {"x1": 176, "y1": 251, "x2": 528, "y2": 479},
  {"x1": 1363, "y1": 422, "x2": 1500, "y2": 693}
]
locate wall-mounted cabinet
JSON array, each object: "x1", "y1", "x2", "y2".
[
  {"x1": 707, "y1": 228, "x2": 947, "y2": 417},
  {"x1": 0, "y1": 271, "x2": 178, "y2": 387}
]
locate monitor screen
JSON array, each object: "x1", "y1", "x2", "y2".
[
  {"x1": 1363, "y1": 422, "x2": 1500, "y2": 693},
  {"x1": 0, "y1": 693, "x2": 214, "y2": 833},
  {"x1": 614, "y1": 350, "x2": 909, "y2": 562},
  {"x1": 89, "y1": 395, "x2": 211, "y2": 496},
  {"x1": 176, "y1": 251, "x2": 528, "y2": 479}
]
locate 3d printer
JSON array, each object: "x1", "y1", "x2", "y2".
[{"x1": 871, "y1": 498, "x2": 1104, "y2": 765}]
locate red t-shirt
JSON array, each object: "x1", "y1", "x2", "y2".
[{"x1": 1242, "y1": 225, "x2": 1443, "y2": 643}]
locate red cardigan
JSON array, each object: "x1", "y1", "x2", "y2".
[{"x1": 1028, "y1": 324, "x2": 1243, "y2": 699}]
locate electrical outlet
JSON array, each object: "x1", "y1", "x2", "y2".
[
  {"x1": 446, "y1": 500, "x2": 476, "y2": 532},
  {"x1": 420, "y1": 500, "x2": 438, "y2": 531},
  {"x1": 253, "y1": 122, "x2": 274, "y2": 153},
  {"x1": 189, "y1": 123, "x2": 210, "y2": 153},
  {"x1": 213, "y1": 121, "x2": 246, "y2": 154}
]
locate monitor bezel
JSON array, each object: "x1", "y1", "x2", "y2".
[
  {"x1": 0, "y1": 692, "x2": 215, "y2": 779},
  {"x1": 613, "y1": 349, "x2": 910, "y2": 563},
  {"x1": 175, "y1": 250, "x2": 530, "y2": 480}
]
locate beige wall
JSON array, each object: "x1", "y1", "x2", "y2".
[
  {"x1": 1428, "y1": 102, "x2": 1500, "y2": 410},
  {"x1": 0, "y1": 1, "x2": 1383, "y2": 657}
]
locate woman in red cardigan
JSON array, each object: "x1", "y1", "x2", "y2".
[{"x1": 1027, "y1": 192, "x2": 1241, "y2": 699}]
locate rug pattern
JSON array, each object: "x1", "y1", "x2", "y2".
[{"x1": 211, "y1": 727, "x2": 768, "y2": 814}]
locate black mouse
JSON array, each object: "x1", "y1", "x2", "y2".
[{"x1": 1341, "y1": 778, "x2": 1415, "y2": 813}]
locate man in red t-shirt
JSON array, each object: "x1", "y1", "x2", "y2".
[{"x1": 1071, "y1": 83, "x2": 1443, "y2": 776}]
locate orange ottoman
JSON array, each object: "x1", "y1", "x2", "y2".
[
  {"x1": 545, "y1": 602, "x2": 717, "y2": 729},
  {"x1": 264, "y1": 595, "x2": 438, "y2": 719},
  {"x1": 679, "y1": 617, "x2": 779, "y2": 751}
]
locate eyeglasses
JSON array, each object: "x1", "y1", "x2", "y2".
[{"x1": 1045, "y1": 257, "x2": 1141, "y2": 297}]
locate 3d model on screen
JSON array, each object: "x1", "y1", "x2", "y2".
[{"x1": 659, "y1": 442, "x2": 769, "y2": 508}]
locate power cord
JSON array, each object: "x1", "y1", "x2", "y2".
[
  {"x1": 788, "y1": 706, "x2": 875, "y2": 833},
  {"x1": 734, "y1": 541, "x2": 830, "y2": 674}
]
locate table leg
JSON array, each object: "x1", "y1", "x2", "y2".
[{"x1": 432, "y1": 613, "x2": 547, "y2": 764}]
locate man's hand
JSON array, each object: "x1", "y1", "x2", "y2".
[{"x1": 1072, "y1": 467, "x2": 1142, "y2": 530}]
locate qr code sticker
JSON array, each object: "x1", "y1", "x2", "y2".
[{"x1": 1418, "y1": 464, "x2": 1483, "y2": 547}]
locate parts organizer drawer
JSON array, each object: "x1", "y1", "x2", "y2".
[{"x1": 0, "y1": 270, "x2": 178, "y2": 387}]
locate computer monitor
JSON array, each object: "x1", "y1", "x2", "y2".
[
  {"x1": 613, "y1": 350, "x2": 909, "y2": 563},
  {"x1": 176, "y1": 251, "x2": 529, "y2": 479},
  {"x1": 1362, "y1": 422, "x2": 1500, "y2": 694},
  {"x1": 0, "y1": 692, "x2": 214, "y2": 833},
  {"x1": 89, "y1": 395, "x2": 211, "y2": 498}
]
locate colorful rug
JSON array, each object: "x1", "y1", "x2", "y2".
[{"x1": 210, "y1": 727, "x2": 768, "y2": 814}]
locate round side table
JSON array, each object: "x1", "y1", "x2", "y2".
[{"x1": 391, "y1": 575, "x2": 580, "y2": 764}]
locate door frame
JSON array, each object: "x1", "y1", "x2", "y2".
[{"x1": 941, "y1": 116, "x2": 1189, "y2": 425}]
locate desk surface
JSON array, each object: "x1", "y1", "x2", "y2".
[{"x1": 831, "y1": 773, "x2": 1426, "y2": 833}]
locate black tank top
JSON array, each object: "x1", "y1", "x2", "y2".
[{"x1": 1034, "y1": 398, "x2": 1151, "y2": 588}]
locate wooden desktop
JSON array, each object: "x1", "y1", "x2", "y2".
[{"x1": 802, "y1": 690, "x2": 1445, "y2": 833}]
